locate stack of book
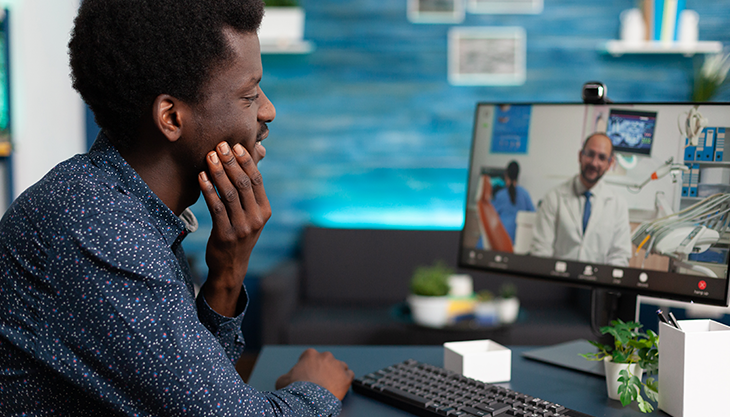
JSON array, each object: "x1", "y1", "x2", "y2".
[{"x1": 642, "y1": 0, "x2": 685, "y2": 43}]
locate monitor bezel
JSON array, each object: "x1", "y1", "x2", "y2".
[{"x1": 458, "y1": 101, "x2": 730, "y2": 308}]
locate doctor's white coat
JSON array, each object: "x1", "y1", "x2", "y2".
[{"x1": 529, "y1": 176, "x2": 632, "y2": 266}]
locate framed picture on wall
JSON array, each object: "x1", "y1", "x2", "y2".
[
  {"x1": 448, "y1": 27, "x2": 526, "y2": 86},
  {"x1": 408, "y1": 0, "x2": 465, "y2": 24},
  {"x1": 468, "y1": 0, "x2": 543, "y2": 14}
]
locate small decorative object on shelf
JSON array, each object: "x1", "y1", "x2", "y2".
[
  {"x1": 474, "y1": 289, "x2": 498, "y2": 326},
  {"x1": 260, "y1": 0, "x2": 313, "y2": 54},
  {"x1": 581, "y1": 319, "x2": 659, "y2": 414},
  {"x1": 497, "y1": 282, "x2": 519, "y2": 324}
]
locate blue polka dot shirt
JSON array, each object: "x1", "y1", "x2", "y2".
[{"x1": 0, "y1": 133, "x2": 341, "y2": 416}]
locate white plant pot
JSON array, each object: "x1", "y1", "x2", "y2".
[
  {"x1": 603, "y1": 357, "x2": 643, "y2": 401},
  {"x1": 474, "y1": 301, "x2": 499, "y2": 326},
  {"x1": 408, "y1": 294, "x2": 450, "y2": 328},
  {"x1": 259, "y1": 7, "x2": 305, "y2": 46},
  {"x1": 497, "y1": 297, "x2": 520, "y2": 324}
]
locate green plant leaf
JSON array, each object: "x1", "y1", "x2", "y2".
[
  {"x1": 612, "y1": 351, "x2": 629, "y2": 363},
  {"x1": 617, "y1": 369, "x2": 643, "y2": 407},
  {"x1": 410, "y1": 261, "x2": 452, "y2": 296},
  {"x1": 264, "y1": 0, "x2": 299, "y2": 6},
  {"x1": 586, "y1": 340, "x2": 612, "y2": 354},
  {"x1": 644, "y1": 378, "x2": 659, "y2": 403},
  {"x1": 618, "y1": 384, "x2": 638, "y2": 407},
  {"x1": 637, "y1": 396, "x2": 655, "y2": 414},
  {"x1": 579, "y1": 352, "x2": 604, "y2": 361}
]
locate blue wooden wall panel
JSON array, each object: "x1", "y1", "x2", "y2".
[{"x1": 182, "y1": 0, "x2": 730, "y2": 278}]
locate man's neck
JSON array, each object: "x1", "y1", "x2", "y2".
[
  {"x1": 116, "y1": 138, "x2": 198, "y2": 217},
  {"x1": 579, "y1": 175, "x2": 597, "y2": 191}
]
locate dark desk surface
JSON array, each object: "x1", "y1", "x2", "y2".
[{"x1": 248, "y1": 345, "x2": 669, "y2": 417}]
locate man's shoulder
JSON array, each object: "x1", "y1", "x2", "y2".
[
  {"x1": 7, "y1": 154, "x2": 143, "y2": 226},
  {"x1": 546, "y1": 177, "x2": 575, "y2": 198},
  {"x1": 596, "y1": 181, "x2": 628, "y2": 206}
]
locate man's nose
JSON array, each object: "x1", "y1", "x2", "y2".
[{"x1": 258, "y1": 88, "x2": 276, "y2": 123}]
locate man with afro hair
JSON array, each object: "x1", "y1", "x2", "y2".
[{"x1": 0, "y1": 0, "x2": 353, "y2": 415}]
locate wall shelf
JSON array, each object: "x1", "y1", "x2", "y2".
[
  {"x1": 260, "y1": 40, "x2": 315, "y2": 55},
  {"x1": 686, "y1": 160, "x2": 730, "y2": 167},
  {"x1": 603, "y1": 40, "x2": 723, "y2": 57}
]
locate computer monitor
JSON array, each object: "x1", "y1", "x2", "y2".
[{"x1": 459, "y1": 103, "x2": 730, "y2": 320}]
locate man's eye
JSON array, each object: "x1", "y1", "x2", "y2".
[{"x1": 244, "y1": 94, "x2": 260, "y2": 103}]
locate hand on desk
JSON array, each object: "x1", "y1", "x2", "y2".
[{"x1": 276, "y1": 348, "x2": 355, "y2": 400}]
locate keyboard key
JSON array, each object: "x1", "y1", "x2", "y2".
[
  {"x1": 383, "y1": 386, "x2": 429, "y2": 407},
  {"x1": 475, "y1": 402, "x2": 511, "y2": 415},
  {"x1": 459, "y1": 406, "x2": 490, "y2": 416}
]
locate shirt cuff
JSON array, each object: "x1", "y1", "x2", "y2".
[
  {"x1": 279, "y1": 381, "x2": 343, "y2": 417},
  {"x1": 196, "y1": 284, "x2": 248, "y2": 363}
]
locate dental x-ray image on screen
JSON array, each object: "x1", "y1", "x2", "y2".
[{"x1": 607, "y1": 109, "x2": 657, "y2": 156}]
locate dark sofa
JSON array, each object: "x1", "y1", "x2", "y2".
[{"x1": 260, "y1": 226, "x2": 596, "y2": 346}]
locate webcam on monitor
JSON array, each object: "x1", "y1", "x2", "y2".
[{"x1": 581, "y1": 81, "x2": 610, "y2": 104}]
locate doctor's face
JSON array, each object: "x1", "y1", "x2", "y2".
[{"x1": 579, "y1": 134, "x2": 613, "y2": 188}]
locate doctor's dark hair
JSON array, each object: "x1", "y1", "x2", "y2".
[
  {"x1": 69, "y1": 0, "x2": 265, "y2": 148},
  {"x1": 506, "y1": 161, "x2": 519, "y2": 205}
]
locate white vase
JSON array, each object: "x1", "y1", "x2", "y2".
[
  {"x1": 619, "y1": 8, "x2": 646, "y2": 45},
  {"x1": 497, "y1": 297, "x2": 520, "y2": 324},
  {"x1": 408, "y1": 294, "x2": 450, "y2": 328},
  {"x1": 259, "y1": 7, "x2": 305, "y2": 46},
  {"x1": 603, "y1": 357, "x2": 643, "y2": 401}
]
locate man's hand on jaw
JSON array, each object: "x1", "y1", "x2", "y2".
[{"x1": 198, "y1": 141, "x2": 272, "y2": 318}]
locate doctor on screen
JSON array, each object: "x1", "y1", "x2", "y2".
[{"x1": 530, "y1": 133, "x2": 632, "y2": 266}]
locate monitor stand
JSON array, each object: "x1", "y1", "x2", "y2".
[{"x1": 521, "y1": 288, "x2": 638, "y2": 377}]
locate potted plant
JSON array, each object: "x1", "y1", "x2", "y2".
[
  {"x1": 408, "y1": 261, "x2": 452, "y2": 328},
  {"x1": 496, "y1": 282, "x2": 519, "y2": 324},
  {"x1": 259, "y1": 0, "x2": 306, "y2": 48},
  {"x1": 691, "y1": 49, "x2": 730, "y2": 101},
  {"x1": 474, "y1": 289, "x2": 498, "y2": 326},
  {"x1": 580, "y1": 319, "x2": 659, "y2": 413}
]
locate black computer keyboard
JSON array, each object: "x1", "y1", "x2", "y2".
[{"x1": 352, "y1": 359, "x2": 593, "y2": 417}]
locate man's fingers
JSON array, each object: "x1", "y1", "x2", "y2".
[
  {"x1": 233, "y1": 144, "x2": 270, "y2": 210},
  {"x1": 198, "y1": 171, "x2": 231, "y2": 226},
  {"x1": 204, "y1": 148, "x2": 247, "y2": 229},
  {"x1": 217, "y1": 143, "x2": 260, "y2": 218}
]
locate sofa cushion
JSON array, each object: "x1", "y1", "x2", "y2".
[{"x1": 302, "y1": 227, "x2": 460, "y2": 305}]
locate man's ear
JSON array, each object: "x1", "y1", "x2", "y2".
[{"x1": 152, "y1": 94, "x2": 190, "y2": 143}]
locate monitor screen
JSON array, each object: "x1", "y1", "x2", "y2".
[
  {"x1": 607, "y1": 109, "x2": 657, "y2": 155},
  {"x1": 459, "y1": 102, "x2": 730, "y2": 306}
]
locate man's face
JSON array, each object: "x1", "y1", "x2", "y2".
[
  {"x1": 579, "y1": 134, "x2": 613, "y2": 187},
  {"x1": 186, "y1": 29, "x2": 276, "y2": 173}
]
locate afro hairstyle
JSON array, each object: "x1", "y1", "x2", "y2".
[{"x1": 69, "y1": 0, "x2": 265, "y2": 148}]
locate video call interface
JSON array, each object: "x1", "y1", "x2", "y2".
[{"x1": 460, "y1": 103, "x2": 730, "y2": 305}]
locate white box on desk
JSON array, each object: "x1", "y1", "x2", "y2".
[
  {"x1": 658, "y1": 320, "x2": 730, "y2": 417},
  {"x1": 443, "y1": 339, "x2": 511, "y2": 383}
]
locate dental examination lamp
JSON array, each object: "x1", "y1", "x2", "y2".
[
  {"x1": 631, "y1": 193, "x2": 730, "y2": 277},
  {"x1": 608, "y1": 157, "x2": 690, "y2": 192}
]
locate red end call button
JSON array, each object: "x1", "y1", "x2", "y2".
[{"x1": 698, "y1": 280, "x2": 707, "y2": 290}]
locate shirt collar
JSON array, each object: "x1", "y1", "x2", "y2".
[
  {"x1": 573, "y1": 174, "x2": 604, "y2": 197},
  {"x1": 88, "y1": 132, "x2": 192, "y2": 247}
]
